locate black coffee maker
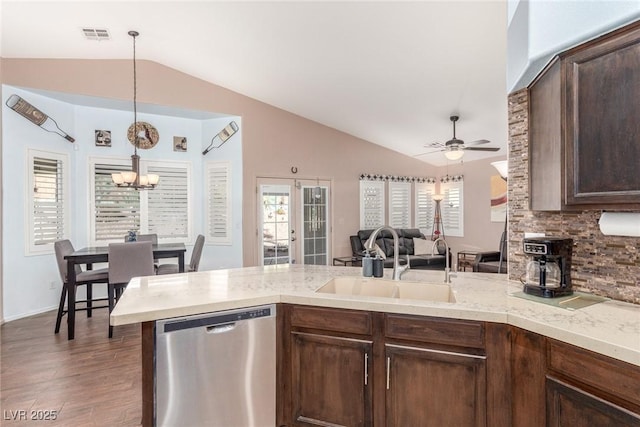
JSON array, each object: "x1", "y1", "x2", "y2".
[{"x1": 522, "y1": 237, "x2": 573, "y2": 298}]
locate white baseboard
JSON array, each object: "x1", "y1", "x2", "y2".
[{"x1": 2, "y1": 305, "x2": 58, "y2": 323}]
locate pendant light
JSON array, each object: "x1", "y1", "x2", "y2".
[{"x1": 111, "y1": 30, "x2": 159, "y2": 190}]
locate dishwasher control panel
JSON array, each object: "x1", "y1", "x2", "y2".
[{"x1": 161, "y1": 305, "x2": 275, "y2": 333}]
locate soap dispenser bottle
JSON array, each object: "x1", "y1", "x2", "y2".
[
  {"x1": 372, "y1": 253, "x2": 384, "y2": 278},
  {"x1": 362, "y1": 251, "x2": 373, "y2": 277}
]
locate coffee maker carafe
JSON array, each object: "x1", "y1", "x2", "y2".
[{"x1": 522, "y1": 237, "x2": 573, "y2": 298}]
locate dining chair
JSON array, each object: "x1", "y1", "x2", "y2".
[
  {"x1": 54, "y1": 239, "x2": 110, "y2": 334},
  {"x1": 124, "y1": 233, "x2": 160, "y2": 268},
  {"x1": 108, "y1": 241, "x2": 155, "y2": 338},
  {"x1": 157, "y1": 235, "x2": 205, "y2": 275}
]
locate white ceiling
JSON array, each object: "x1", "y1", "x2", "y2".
[{"x1": 1, "y1": 1, "x2": 508, "y2": 166}]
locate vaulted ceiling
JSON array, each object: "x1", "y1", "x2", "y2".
[{"x1": 1, "y1": 1, "x2": 508, "y2": 166}]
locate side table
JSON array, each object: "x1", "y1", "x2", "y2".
[
  {"x1": 332, "y1": 256, "x2": 362, "y2": 267},
  {"x1": 457, "y1": 251, "x2": 478, "y2": 272}
]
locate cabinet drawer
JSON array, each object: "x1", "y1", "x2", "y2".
[
  {"x1": 548, "y1": 340, "x2": 640, "y2": 408},
  {"x1": 385, "y1": 314, "x2": 485, "y2": 349},
  {"x1": 290, "y1": 305, "x2": 372, "y2": 336}
]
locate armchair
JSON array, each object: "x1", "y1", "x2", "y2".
[{"x1": 473, "y1": 231, "x2": 508, "y2": 273}]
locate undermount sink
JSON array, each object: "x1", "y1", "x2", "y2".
[{"x1": 315, "y1": 277, "x2": 456, "y2": 303}]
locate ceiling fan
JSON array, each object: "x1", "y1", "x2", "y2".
[{"x1": 416, "y1": 115, "x2": 500, "y2": 160}]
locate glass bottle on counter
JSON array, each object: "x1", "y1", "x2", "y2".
[{"x1": 5, "y1": 94, "x2": 75, "y2": 142}]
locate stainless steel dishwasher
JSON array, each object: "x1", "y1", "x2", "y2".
[{"x1": 155, "y1": 304, "x2": 276, "y2": 427}]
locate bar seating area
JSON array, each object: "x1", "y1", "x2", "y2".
[{"x1": 54, "y1": 235, "x2": 205, "y2": 340}]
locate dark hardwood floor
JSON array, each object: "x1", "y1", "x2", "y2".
[{"x1": 1, "y1": 309, "x2": 142, "y2": 426}]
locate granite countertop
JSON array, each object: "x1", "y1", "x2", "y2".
[{"x1": 110, "y1": 264, "x2": 640, "y2": 366}]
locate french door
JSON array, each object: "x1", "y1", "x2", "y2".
[{"x1": 257, "y1": 178, "x2": 331, "y2": 266}]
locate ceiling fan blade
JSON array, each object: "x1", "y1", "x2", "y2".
[
  {"x1": 413, "y1": 148, "x2": 445, "y2": 157},
  {"x1": 463, "y1": 146, "x2": 500, "y2": 152},
  {"x1": 466, "y1": 139, "x2": 491, "y2": 146}
]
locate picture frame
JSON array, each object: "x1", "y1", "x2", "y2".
[
  {"x1": 95, "y1": 130, "x2": 111, "y2": 147},
  {"x1": 173, "y1": 136, "x2": 187, "y2": 152}
]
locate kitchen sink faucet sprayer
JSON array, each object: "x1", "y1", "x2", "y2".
[
  {"x1": 432, "y1": 236, "x2": 454, "y2": 284},
  {"x1": 364, "y1": 226, "x2": 410, "y2": 281}
]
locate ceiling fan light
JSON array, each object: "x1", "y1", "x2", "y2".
[{"x1": 444, "y1": 149, "x2": 464, "y2": 161}]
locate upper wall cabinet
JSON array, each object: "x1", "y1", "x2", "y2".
[{"x1": 528, "y1": 20, "x2": 640, "y2": 211}]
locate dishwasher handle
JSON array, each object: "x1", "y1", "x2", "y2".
[
  {"x1": 206, "y1": 323, "x2": 236, "y2": 334},
  {"x1": 159, "y1": 305, "x2": 275, "y2": 334}
]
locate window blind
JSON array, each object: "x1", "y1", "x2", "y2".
[
  {"x1": 440, "y1": 180, "x2": 464, "y2": 237},
  {"x1": 388, "y1": 181, "x2": 411, "y2": 228},
  {"x1": 93, "y1": 163, "x2": 141, "y2": 242},
  {"x1": 148, "y1": 164, "x2": 189, "y2": 239},
  {"x1": 206, "y1": 161, "x2": 231, "y2": 244},
  {"x1": 32, "y1": 156, "x2": 65, "y2": 247},
  {"x1": 359, "y1": 180, "x2": 385, "y2": 229},
  {"x1": 415, "y1": 182, "x2": 436, "y2": 234}
]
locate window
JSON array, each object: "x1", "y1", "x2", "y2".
[
  {"x1": 26, "y1": 149, "x2": 70, "y2": 255},
  {"x1": 90, "y1": 158, "x2": 190, "y2": 244},
  {"x1": 205, "y1": 161, "x2": 231, "y2": 244},
  {"x1": 359, "y1": 179, "x2": 385, "y2": 229},
  {"x1": 415, "y1": 181, "x2": 436, "y2": 235},
  {"x1": 147, "y1": 161, "x2": 190, "y2": 240},
  {"x1": 388, "y1": 181, "x2": 411, "y2": 228},
  {"x1": 440, "y1": 177, "x2": 464, "y2": 237}
]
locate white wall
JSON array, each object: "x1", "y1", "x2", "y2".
[
  {"x1": 507, "y1": 0, "x2": 640, "y2": 91},
  {"x1": 1, "y1": 85, "x2": 243, "y2": 321}
]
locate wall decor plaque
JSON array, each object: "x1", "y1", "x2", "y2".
[{"x1": 127, "y1": 121, "x2": 159, "y2": 149}]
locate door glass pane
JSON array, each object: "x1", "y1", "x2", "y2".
[
  {"x1": 302, "y1": 186, "x2": 328, "y2": 265},
  {"x1": 262, "y1": 187, "x2": 291, "y2": 265}
]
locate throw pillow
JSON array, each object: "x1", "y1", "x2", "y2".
[{"x1": 413, "y1": 237, "x2": 432, "y2": 255}]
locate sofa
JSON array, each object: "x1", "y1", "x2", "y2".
[{"x1": 350, "y1": 228, "x2": 451, "y2": 270}]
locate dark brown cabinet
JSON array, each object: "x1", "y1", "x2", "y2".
[
  {"x1": 509, "y1": 328, "x2": 640, "y2": 427},
  {"x1": 528, "y1": 20, "x2": 640, "y2": 210},
  {"x1": 546, "y1": 377, "x2": 640, "y2": 427},
  {"x1": 290, "y1": 332, "x2": 372, "y2": 426},
  {"x1": 385, "y1": 344, "x2": 486, "y2": 426},
  {"x1": 281, "y1": 305, "x2": 507, "y2": 426}
]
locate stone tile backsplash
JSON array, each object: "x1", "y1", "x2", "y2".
[{"x1": 507, "y1": 89, "x2": 639, "y2": 304}]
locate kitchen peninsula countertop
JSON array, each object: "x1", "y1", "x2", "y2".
[{"x1": 110, "y1": 265, "x2": 640, "y2": 366}]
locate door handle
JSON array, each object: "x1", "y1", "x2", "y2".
[
  {"x1": 364, "y1": 353, "x2": 369, "y2": 385},
  {"x1": 386, "y1": 356, "x2": 391, "y2": 390}
]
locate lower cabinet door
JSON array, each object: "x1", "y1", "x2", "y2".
[
  {"x1": 291, "y1": 332, "x2": 373, "y2": 427},
  {"x1": 385, "y1": 344, "x2": 487, "y2": 427},
  {"x1": 546, "y1": 377, "x2": 640, "y2": 427}
]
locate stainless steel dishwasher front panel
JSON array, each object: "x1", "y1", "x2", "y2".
[{"x1": 155, "y1": 305, "x2": 276, "y2": 427}]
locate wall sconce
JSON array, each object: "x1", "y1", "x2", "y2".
[
  {"x1": 202, "y1": 121, "x2": 239, "y2": 155},
  {"x1": 491, "y1": 160, "x2": 508, "y2": 180}
]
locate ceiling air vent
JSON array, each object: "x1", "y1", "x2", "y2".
[{"x1": 82, "y1": 28, "x2": 110, "y2": 41}]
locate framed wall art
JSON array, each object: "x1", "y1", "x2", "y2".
[{"x1": 95, "y1": 130, "x2": 111, "y2": 147}]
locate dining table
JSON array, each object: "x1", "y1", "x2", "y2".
[{"x1": 64, "y1": 243, "x2": 187, "y2": 340}]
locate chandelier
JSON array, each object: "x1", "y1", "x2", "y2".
[{"x1": 111, "y1": 30, "x2": 159, "y2": 190}]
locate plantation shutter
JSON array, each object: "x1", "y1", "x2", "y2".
[
  {"x1": 206, "y1": 161, "x2": 231, "y2": 244},
  {"x1": 147, "y1": 164, "x2": 189, "y2": 239},
  {"x1": 28, "y1": 150, "x2": 69, "y2": 254},
  {"x1": 388, "y1": 181, "x2": 411, "y2": 228},
  {"x1": 359, "y1": 180, "x2": 385, "y2": 229},
  {"x1": 93, "y1": 163, "x2": 140, "y2": 242},
  {"x1": 440, "y1": 179, "x2": 464, "y2": 237},
  {"x1": 415, "y1": 181, "x2": 436, "y2": 234}
]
